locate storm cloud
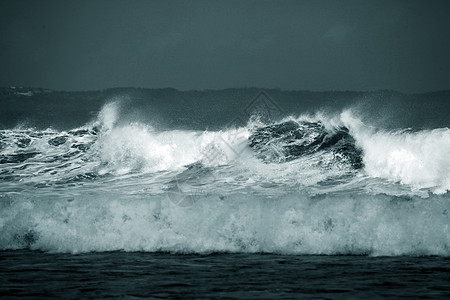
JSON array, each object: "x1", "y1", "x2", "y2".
[{"x1": 0, "y1": 0, "x2": 449, "y2": 92}]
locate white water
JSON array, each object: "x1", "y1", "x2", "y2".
[
  {"x1": 1, "y1": 102, "x2": 449, "y2": 255},
  {"x1": 1, "y1": 188, "x2": 449, "y2": 256},
  {"x1": 342, "y1": 110, "x2": 450, "y2": 194}
]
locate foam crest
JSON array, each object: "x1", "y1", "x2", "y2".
[
  {"x1": 341, "y1": 110, "x2": 450, "y2": 193},
  {"x1": 97, "y1": 101, "x2": 120, "y2": 132},
  {"x1": 95, "y1": 124, "x2": 250, "y2": 174},
  {"x1": 98, "y1": 124, "x2": 184, "y2": 174}
]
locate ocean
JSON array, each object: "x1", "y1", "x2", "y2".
[{"x1": 1, "y1": 87, "x2": 450, "y2": 298}]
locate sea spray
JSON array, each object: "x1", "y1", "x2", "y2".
[{"x1": 0, "y1": 102, "x2": 449, "y2": 255}]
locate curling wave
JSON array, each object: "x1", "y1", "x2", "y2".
[{"x1": 0, "y1": 102, "x2": 449, "y2": 255}]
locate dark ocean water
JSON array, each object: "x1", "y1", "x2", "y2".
[
  {"x1": 2, "y1": 251, "x2": 450, "y2": 299},
  {"x1": 1, "y1": 87, "x2": 450, "y2": 297}
]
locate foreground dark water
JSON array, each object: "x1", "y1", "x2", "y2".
[{"x1": 1, "y1": 251, "x2": 449, "y2": 299}]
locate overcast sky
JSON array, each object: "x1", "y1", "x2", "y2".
[{"x1": 0, "y1": 0, "x2": 449, "y2": 92}]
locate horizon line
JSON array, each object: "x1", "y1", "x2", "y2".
[{"x1": 2, "y1": 85, "x2": 450, "y2": 95}]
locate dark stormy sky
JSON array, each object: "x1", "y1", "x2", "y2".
[{"x1": 1, "y1": 0, "x2": 449, "y2": 92}]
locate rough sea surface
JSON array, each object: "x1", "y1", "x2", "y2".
[{"x1": 1, "y1": 87, "x2": 449, "y2": 298}]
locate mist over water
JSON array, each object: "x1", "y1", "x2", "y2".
[{"x1": 0, "y1": 88, "x2": 449, "y2": 256}]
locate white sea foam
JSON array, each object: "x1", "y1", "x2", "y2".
[
  {"x1": 1, "y1": 189, "x2": 449, "y2": 256},
  {"x1": 92, "y1": 101, "x2": 250, "y2": 174},
  {"x1": 1, "y1": 102, "x2": 449, "y2": 255},
  {"x1": 341, "y1": 110, "x2": 450, "y2": 194}
]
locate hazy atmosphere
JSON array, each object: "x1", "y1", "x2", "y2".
[{"x1": 1, "y1": 0, "x2": 449, "y2": 92}]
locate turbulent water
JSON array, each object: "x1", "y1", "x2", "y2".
[{"x1": 1, "y1": 89, "x2": 450, "y2": 256}]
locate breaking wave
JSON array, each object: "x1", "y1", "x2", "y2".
[{"x1": 0, "y1": 101, "x2": 449, "y2": 255}]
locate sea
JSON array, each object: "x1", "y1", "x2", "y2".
[{"x1": 1, "y1": 87, "x2": 449, "y2": 298}]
